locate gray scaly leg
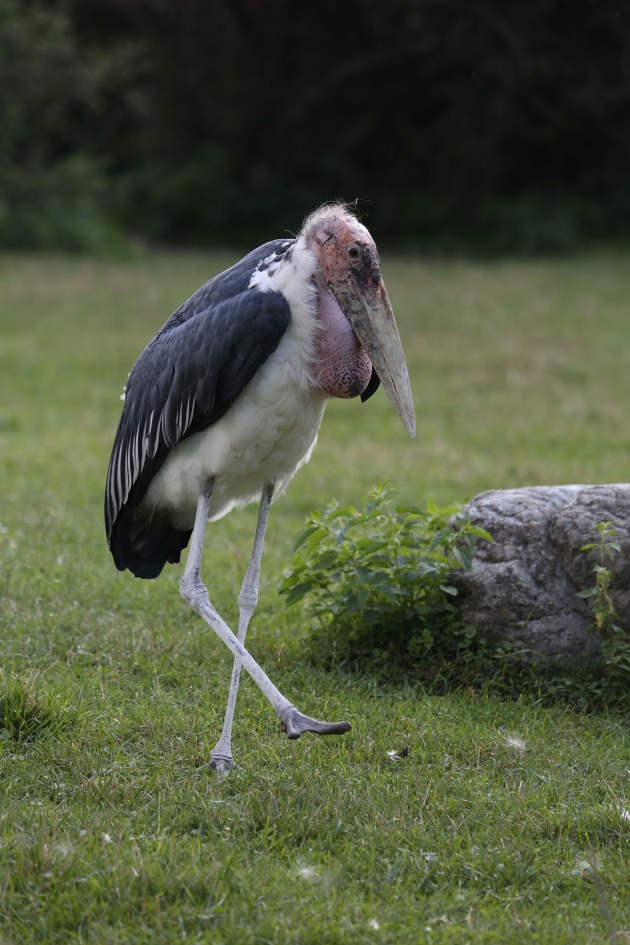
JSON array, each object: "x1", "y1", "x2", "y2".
[
  {"x1": 209, "y1": 480, "x2": 275, "y2": 772},
  {"x1": 180, "y1": 479, "x2": 351, "y2": 771}
]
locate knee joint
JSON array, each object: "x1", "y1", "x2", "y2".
[
  {"x1": 180, "y1": 572, "x2": 208, "y2": 610},
  {"x1": 238, "y1": 586, "x2": 258, "y2": 613}
]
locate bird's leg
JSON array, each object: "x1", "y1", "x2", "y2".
[
  {"x1": 180, "y1": 480, "x2": 351, "y2": 765},
  {"x1": 209, "y1": 479, "x2": 276, "y2": 772}
]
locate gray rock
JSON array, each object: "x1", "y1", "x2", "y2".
[{"x1": 454, "y1": 485, "x2": 630, "y2": 665}]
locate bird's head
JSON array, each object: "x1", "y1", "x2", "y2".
[{"x1": 302, "y1": 205, "x2": 415, "y2": 438}]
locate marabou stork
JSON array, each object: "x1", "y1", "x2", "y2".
[{"x1": 105, "y1": 204, "x2": 415, "y2": 771}]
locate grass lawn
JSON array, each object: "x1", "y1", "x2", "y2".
[{"x1": 0, "y1": 249, "x2": 629, "y2": 944}]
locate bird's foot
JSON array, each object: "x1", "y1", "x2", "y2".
[
  {"x1": 208, "y1": 752, "x2": 239, "y2": 776},
  {"x1": 280, "y1": 706, "x2": 352, "y2": 740}
]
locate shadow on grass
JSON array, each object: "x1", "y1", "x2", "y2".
[{"x1": 303, "y1": 630, "x2": 630, "y2": 716}]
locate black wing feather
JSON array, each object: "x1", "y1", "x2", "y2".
[{"x1": 105, "y1": 241, "x2": 293, "y2": 578}]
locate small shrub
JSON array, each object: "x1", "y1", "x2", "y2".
[
  {"x1": 279, "y1": 486, "x2": 491, "y2": 667},
  {"x1": 280, "y1": 491, "x2": 630, "y2": 710},
  {"x1": 577, "y1": 522, "x2": 630, "y2": 699}
]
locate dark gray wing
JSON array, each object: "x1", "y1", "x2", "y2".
[{"x1": 105, "y1": 240, "x2": 293, "y2": 578}]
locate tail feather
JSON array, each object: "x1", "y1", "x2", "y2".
[{"x1": 109, "y1": 504, "x2": 192, "y2": 579}]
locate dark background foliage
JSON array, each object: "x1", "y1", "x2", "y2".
[{"x1": 2, "y1": 0, "x2": 629, "y2": 251}]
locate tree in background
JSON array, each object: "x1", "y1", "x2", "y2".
[
  {"x1": 0, "y1": 0, "x2": 140, "y2": 249},
  {"x1": 3, "y1": 0, "x2": 630, "y2": 252}
]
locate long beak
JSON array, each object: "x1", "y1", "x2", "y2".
[{"x1": 333, "y1": 278, "x2": 416, "y2": 438}]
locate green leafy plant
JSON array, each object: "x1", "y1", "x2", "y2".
[
  {"x1": 577, "y1": 521, "x2": 621, "y2": 637},
  {"x1": 577, "y1": 521, "x2": 630, "y2": 695},
  {"x1": 279, "y1": 486, "x2": 491, "y2": 666}
]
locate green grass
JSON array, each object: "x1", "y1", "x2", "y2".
[{"x1": 0, "y1": 249, "x2": 629, "y2": 943}]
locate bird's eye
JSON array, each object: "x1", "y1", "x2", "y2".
[{"x1": 346, "y1": 245, "x2": 361, "y2": 260}]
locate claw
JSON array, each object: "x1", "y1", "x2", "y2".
[
  {"x1": 280, "y1": 705, "x2": 352, "y2": 740},
  {"x1": 209, "y1": 753, "x2": 239, "y2": 776}
]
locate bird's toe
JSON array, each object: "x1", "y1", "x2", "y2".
[
  {"x1": 208, "y1": 753, "x2": 239, "y2": 776},
  {"x1": 280, "y1": 706, "x2": 352, "y2": 740}
]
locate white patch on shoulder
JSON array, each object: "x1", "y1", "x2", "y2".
[{"x1": 249, "y1": 236, "x2": 320, "y2": 373}]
